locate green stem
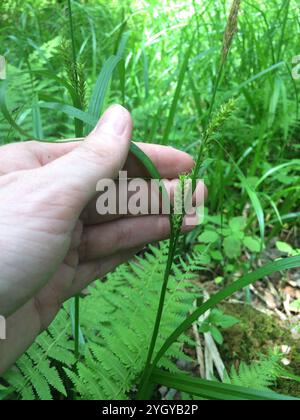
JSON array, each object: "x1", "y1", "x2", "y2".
[
  {"x1": 138, "y1": 8, "x2": 238, "y2": 396},
  {"x1": 137, "y1": 224, "x2": 181, "y2": 399},
  {"x1": 74, "y1": 294, "x2": 80, "y2": 360},
  {"x1": 193, "y1": 60, "x2": 225, "y2": 185},
  {"x1": 67, "y1": 0, "x2": 81, "y2": 361},
  {"x1": 67, "y1": 0, "x2": 77, "y2": 75},
  {"x1": 137, "y1": 56, "x2": 226, "y2": 400},
  {"x1": 206, "y1": 60, "x2": 225, "y2": 127},
  {"x1": 67, "y1": 0, "x2": 83, "y2": 137}
]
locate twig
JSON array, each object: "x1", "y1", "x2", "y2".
[{"x1": 191, "y1": 301, "x2": 205, "y2": 378}]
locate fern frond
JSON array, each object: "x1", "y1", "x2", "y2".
[
  {"x1": 2, "y1": 310, "x2": 72, "y2": 400},
  {"x1": 228, "y1": 350, "x2": 284, "y2": 391},
  {"x1": 69, "y1": 243, "x2": 199, "y2": 399},
  {"x1": 3, "y1": 242, "x2": 202, "y2": 400}
]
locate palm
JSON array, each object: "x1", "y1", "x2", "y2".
[
  {"x1": 0, "y1": 106, "x2": 201, "y2": 374},
  {"x1": 0, "y1": 141, "x2": 83, "y2": 328},
  {"x1": 0, "y1": 140, "x2": 194, "y2": 329}
]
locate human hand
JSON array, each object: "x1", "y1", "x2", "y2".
[{"x1": 0, "y1": 104, "x2": 201, "y2": 373}]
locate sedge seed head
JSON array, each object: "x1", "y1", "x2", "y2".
[{"x1": 221, "y1": 0, "x2": 242, "y2": 65}]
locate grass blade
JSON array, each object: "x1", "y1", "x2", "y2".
[
  {"x1": 0, "y1": 81, "x2": 30, "y2": 138},
  {"x1": 161, "y1": 35, "x2": 194, "y2": 144},
  {"x1": 142, "y1": 41, "x2": 149, "y2": 99},
  {"x1": 153, "y1": 255, "x2": 300, "y2": 369},
  {"x1": 261, "y1": 193, "x2": 283, "y2": 227},
  {"x1": 151, "y1": 369, "x2": 298, "y2": 401},
  {"x1": 116, "y1": 31, "x2": 130, "y2": 58},
  {"x1": 215, "y1": 139, "x2": 265, "y2": 245},
  {"x1": 238, "y1": 170, "x2": 265, "y2": 246},
  {"x1": 235, "y1": 62, "x2": 285, "y2": 91},
  {"x1": 27, "y1": 69, "x2": 78, "y2": 106},
  {"x1": 86, "y1": 55, "x2": 121, "y2": 133},
  {"x1": 255, "y1": 160, "x2": 300, "y2": 189},
  {"x1": 39, "y1": 102, "x2": 96, "y2": 126},
  {"x1": 32, "y1": 95, "x2": 43, "y2": 140}
]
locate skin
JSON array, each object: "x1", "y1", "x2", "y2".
[{"x1": 0, "y1": 104, "x2": 204, "y2": 374}]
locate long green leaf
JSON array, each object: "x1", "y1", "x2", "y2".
[
  {"x1": 32, "y1": 95, "x2": 43, "y2": 140},
  {"x1": 162, "y1": 35, "x2": 194, "y2": 144},
  {"x1": 24, "y1": 69, "x2": 77, "y2": 104},
  {"x1": 116, "y1": 31, "x2": 130, "y2": 58},
  {"x1": 235, "y1": 62, "x2": 285, "y2": 91},
  {"x1": 261, "y1": 193, "x2": 283, "y2": 226},
  {"x1": 86, "y1": 55, "x2": 121, "y2": 132},
  {"x1": 215, "y1": 139, "x2": 265, "y2": 245},
  {"x1": 39, "y1": 102, "x2": 96, "y2": 127},
  {"x1": 153, "y1": 255, "x2": 300, "y2": 368},
  {"x1": 151, "y1": 369, "x2": 298, "y2": 401},
  {"x1": 238, "y1": 170, "x2": 265, "y2": 245},
  {"x1": 255, "y1": 160, "x2": 300, "y2": 189},
  {"x1": 142, "y1": 41, "x2": 149, "y2": 99},
  {"x1": 0, "y1": 81, "x2": 31, "y2": 138}
]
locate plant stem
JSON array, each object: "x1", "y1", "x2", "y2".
[
  {"x1": 137, "y1": 221, "x2": 182, "y2": 399},
  {"x1": 67, "y1": 0, "x2": 81, "y2": 361},
  {"x1": 74, "y1": 293, "x2": 80, "y2": 360},
  {"x1": 137, "y1": 51, "x2": 224, "y2": 400},
  {"x1": 138, "y1": 3, "x2": 241, "y2": 396},
  {"x1": 67, "y1": 0, "x2": 83, "y2": 138},
  {"x1": 192, "y1": 58, "x2": 225, "y2": 189},
  {"x1": 136, "y1": 172, "x2": 186, "y2": 398},
  {"x1": 67, "y1": 0, "x2": 77, "y2": 74}
]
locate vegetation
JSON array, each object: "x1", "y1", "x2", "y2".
[{"x1": 0, "y1": 0, "x2": 299, "y2": 400}]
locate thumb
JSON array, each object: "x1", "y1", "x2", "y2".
[{"x1": 42, "y1": 104, "x2": 132, "y2": 213}]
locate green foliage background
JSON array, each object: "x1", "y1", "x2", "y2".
[{"x1": 0, "y1": 0, "x2": 299, "y2": 400}]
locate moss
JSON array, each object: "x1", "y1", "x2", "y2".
[
  {"x1": 276, "y1": 345, "x2": 300, "y2": 397},
  {"x1": 219, "y1": 302, "x2": 300, "y2": 397}
]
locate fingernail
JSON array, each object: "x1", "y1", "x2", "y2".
[{"x1": 97, "y1": 105, "x2": 129, "y2": 136}]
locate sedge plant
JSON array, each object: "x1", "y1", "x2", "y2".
[
  {"x1": 1, "y1": 0, "x2": 300, "y2": 400},
  {"x1": 66, "y1": 0, "x2": 86, "y2": 360},
  {"x1": 137, "y1": 0, "x2": 242, "y2": 398}
]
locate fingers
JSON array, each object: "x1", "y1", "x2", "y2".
[
  {"x1": 0, "y1": 140, "x2": 81, "y2": 175},
  {"x1": 64, "y1": 209, "x2": 200, "y2": 299},
  {"x1": 82, "y1": 178, "x2": 178, "y2": 225},
  {"x1": 35, "y1": 141, "x2": 194, "y2": 178},
  {"x1": 82, "y1": 179, "x2": 206, "y2": 225},
  {"x1": 125, "y1": 143, "x2": 194, "y2": 178},
  {"x1": 14, "y1": 138, "x2": 194, "y2": 179},
  {"x1": 78, "y1": 213, "x2": 197, "y2": 263},
  {"x1": 28, "y1": 140, "x2": 80, "y2": 166},
  {"x1": 38, "y1": 105, "x2": 132, "y2": 216},
  {"x1": 79, "y1": 215, "x2": 170, "y2": 261},
  {"x1": 63, "y1": 247, "x2": 142, "y2": 299}
]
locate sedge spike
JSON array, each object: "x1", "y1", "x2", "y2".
[{"x1": 221, "y1": 0, "x2": 242, "y2": 65}]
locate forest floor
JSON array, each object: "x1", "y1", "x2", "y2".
[{"x1": 194, "y1": 235, "x2": 300, "y2": 397}]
